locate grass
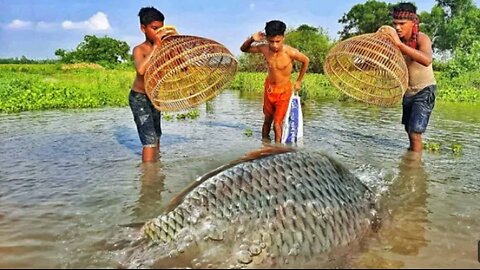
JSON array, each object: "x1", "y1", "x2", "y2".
[{"x1": 0, "y1": 64, "x2": 478, "y2": 114}]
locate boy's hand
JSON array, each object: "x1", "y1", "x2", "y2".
[
  {"x1": 377, "y1": 25, "x2": 401, "y2": 47},
  {"x1": 252, "y1": 31, "x2": 266, "y2": 42},
  {"x1": 154, "y1": 28, "x2": 177, "y2": 46},
  {"x1": 294, "y1": 81, "x2": 302, "y2": 92}
]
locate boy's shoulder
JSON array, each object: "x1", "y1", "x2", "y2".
[
  {"x1": 133, "y1": 41, "x2": 149, "y2": 51},
  {"x1": 132, "y1": 41, "x2": 153, "y2": 56},
  {"x1": 417, "y1": 32, "x2": 433, "y2": 48},
  {"x1": 284, "y1": 45, "x2": 301, "y2": 57},
  {"x1": 418, "y1": 32, "x2": 432, "y2": 41}
]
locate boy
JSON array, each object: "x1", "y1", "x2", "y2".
[
  {"x1": 378, "y1": 2, "x2": 437, "y2": 152},
  {"x1": 240, "y1": 20, "x2": 309, "y2": 143},
  {"x1": 130, "y1": 7, "x2": 175, "y2": 162}
]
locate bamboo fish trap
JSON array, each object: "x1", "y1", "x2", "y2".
[
  {"x1": 144, "y1": 26, "x2": 238, "y2": 112},
  {"x1": 324, "y1": 28, "x2": 408, "y2": 106}
]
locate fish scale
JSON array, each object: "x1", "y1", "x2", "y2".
[{"x1": 140, "y1": 149, "x2": 376, "y2": 266}]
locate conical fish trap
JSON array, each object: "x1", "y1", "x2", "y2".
[
  {"x1": 145, "y1": 34, "x2": 238, "y2": 111},
  {"x1": 324, "y1": 32, "x2": 408, "y2": 106}
]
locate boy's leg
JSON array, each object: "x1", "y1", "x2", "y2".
[
  {"x1": 272, "y1": 92, "x2": 291, "y2": 143},
  {"x1": 142, "y1": 146, "x2": 158, "y2": 162},
  {"x1": 129, "y1": 91, "x2": 160, "y2": 162},
  {"x1": 263, "y1": 91, "x2": 274, "y2": 142},
  {"x1": 150, "y1": 102, "x2": 162, "y2": 152},
  {"x1": 402, "y1": 94, "x2": 413, "y2": 150},
  {"x1": 262, "y1": 117, "x2": 273, "y2": 142},
  {"x1": 273, "y1": 122, "x2": 282, "y2": 143},
  {"x1": 408, "y1": 132, "x2": 423, "y2": 152}
]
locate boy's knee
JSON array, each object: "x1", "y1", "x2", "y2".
[
  {"x1": 264, "y1": 118, "x2": 273, "y2": 125},
  {"x1": 273, "y1": 122, "x2": 282, "y2": 129}
]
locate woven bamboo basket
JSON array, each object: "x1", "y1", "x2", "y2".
[
  {"x1": 324, "y1": 30, "x2": 408, "y2": 106},
  {"x1": 144, "y1": 27, "x2": 238, "y2": 112}
]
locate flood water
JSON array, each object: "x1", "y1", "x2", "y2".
[{"x1": 0, "y1": 90, "x2": 479, "y2": 268}]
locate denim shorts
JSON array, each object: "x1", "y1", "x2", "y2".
[
  {"x1": 402, "y1": 85, "x2": 436, "y2": 133},
  {"x1": 129, "y1": 90, "x2": 162, "y2": 147}
]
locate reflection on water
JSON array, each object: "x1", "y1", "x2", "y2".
[
  {"x1": 133, "y1": 162, "x2": 166, "y2": 222},
  {"x1": 0, "y1": 91, "x2": 479, "y2": 268},
  {"x1": 352, "y1": 151, "x2": 429, "y2": 268}
]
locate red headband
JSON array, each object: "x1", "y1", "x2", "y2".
[
  {"x1": 393, "y1": 11, "x2": 418, "y2": 21},
  {"x1": 393, "y1": 11, "x2": 419, "y2": 49}
]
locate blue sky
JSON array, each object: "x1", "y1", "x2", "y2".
[{"x1": 0, "y1": 0, "x2": 479, "y2": 59}]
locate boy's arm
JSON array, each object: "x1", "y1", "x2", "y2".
[
  {"x1": 133, "y1": 29, "x2": 176, "y2": 76},
  {"x1": 133, "y1": 45, "x2": 158, "y2": 76},
  {"x1": 240, "y1": 32, "x2": 265, "y2": 53},
  {"x1": 290, "y1": 48, "x2": 309, "y2": 91},
  {"x1": 378, "y1": 26, "x2": 432, "y2": 66},
  {"x1": 397, "y1": 33, "x2": 433, "y2": 66}
]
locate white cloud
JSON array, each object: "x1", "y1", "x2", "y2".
[
  {"x1": 37, "y1": 21, "x2": 56, "y2": 29},
  {"x1": 3, "y1": 12, "x2": 110, "y2": 32},
  {"x1": 6, "y1": 19, "x2": 33, "y2": 29},
  {"x1": 62, "y1": 12, "x2": 111, "y2": 31}
]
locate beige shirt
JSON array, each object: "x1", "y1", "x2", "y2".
[{"x1": 405, "y1": 56, "x2": 436, "y2": 96}]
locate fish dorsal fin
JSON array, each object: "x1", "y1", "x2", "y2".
[{"x1": 163, "y1": 146, "x2": 296, "y2": 212}]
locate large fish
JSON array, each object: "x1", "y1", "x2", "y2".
[{"x1": 128, "y1": 147, "x2": 378, "y2": 268}]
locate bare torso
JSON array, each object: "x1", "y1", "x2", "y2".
[
  {"x1": 131, "y1": 41, "x2": 154, "y2": 94},
  {"x1": 261, "y1": 45, "x2": 294, "y2": 85}
]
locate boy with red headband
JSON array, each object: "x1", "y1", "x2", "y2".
[
  {"x1": 379, "y1": 2, "x2": 437, "y2": 152},
  {"x1": 240, "y1": 20, "x2": 309, "y2": 144}
]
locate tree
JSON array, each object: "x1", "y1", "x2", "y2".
[
  {"x1": 437, "y1": 0, "x2": 475, "y2": 17},
  {"x1": 445, "y1": 40, "x2": 480, "y2": 77},
  {"x1": 418, "y1": 6, "x2": 445, "y2": 46},
  {"x1": 438, "y1": 2, "x2": 479, "y2": 51},
  {"x1": 338, "y1": 0, "x2": 393, "y2": 40},
  {"x1": 238, "y1": 53, "x2": 267, "y2": 72},
  {"x1": 420, "y1": 0, "x2": 480, "y2": 53},
  {"x1": 55, "y1": 35, "x2": 130, "y2": 66},
  {"x1": 284, "y1": 25, "x2": 333, "y2": 73},
  {"x1": 421, "y1": 0, "x2": 480, "y2": 76}
]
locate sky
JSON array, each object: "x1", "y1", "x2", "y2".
[{"x1": 0, "y1": 0, "x2": 479, "y2": 59}]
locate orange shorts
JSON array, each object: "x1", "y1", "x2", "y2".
[{"x1": 263, "y1": 78, "x2": 292, "y2": 126}]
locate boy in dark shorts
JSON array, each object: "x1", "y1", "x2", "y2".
[
  {"x1": 378, "y1": 2, "x2": 436, "y2": 152},
  {"x1": 129, "y1": 7, "x2": 175, "y2": 162}
]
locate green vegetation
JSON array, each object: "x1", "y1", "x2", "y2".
[
  {"x1": 451, "y1": 142, "x2": 464, "y2": 155},
  {"x1": 0, "y1": 64, "x2": 132, "y2": 113},
  {"x1": 162, "y1": 109, "x2": 201, "y2": 121},
  {"x1": 423, "y1": 140, "x2": 465, "y2": 155},
  {"x1": 55, "y1": 35, "x2": 130, "y2": 67},
  {"x1": 423, "y1": 141, "x2": 442, "y2": 152},
  {"x1": 244, "y1": 128, "x2": 253, "y2": 137},
  {"x1": 338, "y1": 0, "x2": 393, "y2": 39},
  {"x1": 175, "y1": 109, "x2": 200, "y2": 120},
  {"x1": 436, "y1": 71, "x2": 480, "y2": 102},
  {"x1": 0, "y1": 64, "x2": 478, "y2": 114}
]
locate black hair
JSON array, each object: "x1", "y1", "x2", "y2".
[
  {"x1": 392, "y1": 2, "x2": 417, "y2": 14},
  {"x1": 138, "y1": 7, "x2": 164, "y2": 25},
  {"x1": 265, "y1": 20, "x2": 286, "y2": 37}
]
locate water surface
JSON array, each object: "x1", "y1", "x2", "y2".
[{"x1": 0, "y1": 91, "x2": 478, "y2": 268}]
